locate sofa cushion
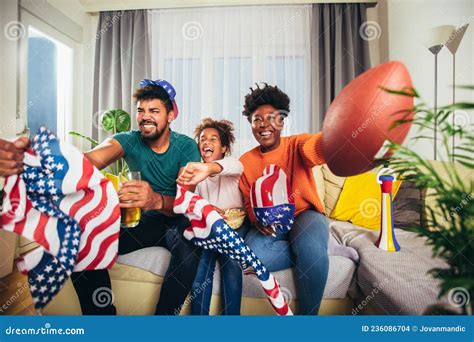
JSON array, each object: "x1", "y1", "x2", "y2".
[
  {"x1": 117, "y1": 249, "x2": 356, "y2": 300},
  {"x1": 329, "y1": 219, "x2": 449, "y2": 314},
  {"x1": 330, "y1": 171, "x2": 402, "y2": 230},
  {"x1": 321, "y1": 164, "x2": 346, "y2": 214}
]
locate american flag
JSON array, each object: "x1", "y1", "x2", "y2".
[
  {"x1": 174, "y1": 184, "x2": 292, "y2": 316},
  {"x1": 0, "y1": 127, "x2": 120, "y2": 311},
  {"x1": 250, "y1": 164, "x2": 295, "y2": 235}
]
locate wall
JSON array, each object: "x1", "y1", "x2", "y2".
[
  {"x1": 379, "y1": 0, "x2": 474, "y2": 160},
  {"x1": 0, "y1": 0, "x2": 20, "y2": 278}
]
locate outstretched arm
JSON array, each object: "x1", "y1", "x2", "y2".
[{"x1": 84, "y1": 138, "x2": 124, "y2": 170}]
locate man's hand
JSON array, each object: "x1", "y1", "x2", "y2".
[
  {"x1": 255, "y1": 221, "x2": 276, "y2": 237},
  {"x1": 0, "y1": 137, "x2": 30, "y2": 177},
  {"x1": 177, "y1": 162, "x2": 223, "y2": 186},
  {"x1": 118, "y1": 180, "x2": 163, "y2": 211}
]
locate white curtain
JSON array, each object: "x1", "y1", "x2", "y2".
[{"x1": 148, "y1": 5, "x2": 312, "y2": 156}]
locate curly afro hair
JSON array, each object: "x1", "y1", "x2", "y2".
[
  {"x1": 242, "y1": 83, "x2": 290, "y2": 122},
  {"x1": 194, "y1": 118, "x2": 236, "y2": 156}
]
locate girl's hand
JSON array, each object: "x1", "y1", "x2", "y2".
[{"x1": 177, "y1": 162, "x2": 223, "y2": 186}]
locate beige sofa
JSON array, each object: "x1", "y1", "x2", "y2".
[{"x1": 7, "y1": 161, "x2": 471, "y2": 315}]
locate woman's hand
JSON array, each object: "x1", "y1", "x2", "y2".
[
  {"x1": 177, "y1": 162, "x2": 223, "y2": 186},
  {"x1": 118, "y1": 180, "x2": 163, "y2": 211},
  {"x1": 255, "y1": 221, "x2": 276, "y2": 237}
]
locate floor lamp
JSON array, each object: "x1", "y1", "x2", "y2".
[
  {"x1": 444, "y1": 23, "x2": 470, "y2": 158},
  {"x1": 422, "y1": 26, "x2": 455, "y2": 160}
]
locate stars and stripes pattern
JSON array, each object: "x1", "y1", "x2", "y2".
[
  {"x1": 174, "y1": 185, "x2": 292, "y2": 316},
  {"x1": 251, "y1": 164, "x2": 295, "y2": 235},
  {"x1": 0, "y1": 127, "x2": 120, "y2": 311}
]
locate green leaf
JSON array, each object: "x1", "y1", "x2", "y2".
[
  {"x1": 381, "y1": 86, "x2": 419, "y2": 97},
  {"x1": 101, "y1": 109, "x2": 131, "y2": 133},
  {"x1": 68, "y1": 131, "x2": 99, "y2": 147}
]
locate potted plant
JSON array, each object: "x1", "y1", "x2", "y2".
[
  {"x1": 382, "y1": 86, "x2": 473, "y2": 315},
  {"x1": 69, "y1": 109, "x2": 131, "y2": 177}
]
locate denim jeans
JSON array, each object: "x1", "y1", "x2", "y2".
[
  {"x1": 191, "y1": 222, "x2": 250, "y2": 315},
  {"x1": 245, "y1": 209, "x2": 329, "y2": 315}
]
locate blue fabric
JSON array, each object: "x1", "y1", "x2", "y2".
[
  {"x1": 191, "y1": 222, "x2": 250, "y2": 315},
  {"x1": 245, "y1": 209, "x2": 329, "y2": 315}
]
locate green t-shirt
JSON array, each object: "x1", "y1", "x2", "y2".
[{"x1": 112, "y1": 130, "x2": 200, "y2": 196}]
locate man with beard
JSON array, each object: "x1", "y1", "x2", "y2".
[{"x1": 69, "y1": 79, "x2": 202, "y2": 315}]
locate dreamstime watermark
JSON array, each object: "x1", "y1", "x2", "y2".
[
  {"x1": 83, "y1": 11, "x2": 124, "y2": 50},
  {"x1": 263, "y1": 10, "x2": 303, "y2": 47},
  {"x1": 448, "y1": 287, "x2": 470, "y2": 308},
  {"x1": 359, "y1": 198, "x2": 380, "y2": 219},
  {"x1": 453, "y1": 110, "x2": 471, "y2": 129},
  {"x1": 448, "y1": 192, "x2": 472, "y2": 221},
  {"x1": 182, "y1": 21, "x2": 204, "y2": 41},
  {"x1": 4, "y1": 323, "x2": 85, "y2": 336},
  {"x1": 4, "y1": 21, "x2": 26, "y2": 41},
  {"x1": 0, "y1": 281, "x2": 31, "y2": 314},
  {"x1": 173, "y1": 277, "x2": 212, "y2": 315},
  {"x1": 352, "y1": 99, "x2": 392, "y2": 140},
  {"x1": 92, "y1": 287, "x2": 114, "y2": 308},
  {"x1": 0, "y1": 197, "x2": 25, "y2": 220},
  {"x1": 352, "y1": 279, "x2": 387, "y2": 315},
  {"x1": 359, "y1": 21, "x2": 381, "y2": 41}
]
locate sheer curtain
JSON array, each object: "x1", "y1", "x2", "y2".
[{"x1": 148, "y1": 5, "x2": 312, "y2": 156}]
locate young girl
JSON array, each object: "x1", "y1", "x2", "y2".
[{"x1": 177, "y1": 118, "x2": 249, "y2": 315}]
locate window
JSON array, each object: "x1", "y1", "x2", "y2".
[{"x1": 19, "y1": 11, "x2": 74, "y2": 141}]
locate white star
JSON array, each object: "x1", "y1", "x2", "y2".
[
  {"x1": 30, "y1": 284, "x2": 37, "y2": 292},
  {"x1": 47, "y1": 276, "x2": 55, "y2": 284},
  {"x1": 56, "y1": 163, "x2": 64, "y2": 171},
  {"x1": 44, "y1": 265, "x2": 53, "y2": 273},
  {"x1": 37, "y1": 179, "x2": 45, "y2": 187},
  {"x1": 42, "y1": 297, "x2": 49, "y2": 303},
  {"x1": 41, "y1": 141, "x2": 49, "y2": 148},
  {"x1": 47, "y1": 180, "x2": 54, "y2": 187},
  {"x1": 39, "y1": 286, "x2": 47, "y2": 293},
  {"x1": 61, "y1": 247, "x2": 68, "y2": 254},
  {"x1": 264, "y1": 211, "x2": 270, "y2": 216},
  {"x1": 222, "y1": 234, "x2": 228, "y2": 241},
  {"x1": 37, "y1": 188, "x2": 45, "y2": 195},
  {"x1": 50, "y1": 285, "x2": 57, "y2": 293},
  {"x1": 55, "y1": 268, "x2": 62, "y2": 274},
  {"x1": 216, "y1": 226, "x2": 222, "y2": 233},
  {"x1": 59, "y1": 255, "x2": 67, "y2": 263},
  {"x1": 36, "y1": 274, "x2": 45, "y2": 282},
  {"x1": 28, "y1": 173, "x2": 36, "y2": 179},
  {"x1": 58, "y1": 275, "x2": 65, "y2": 282},
  {"x1": 46, "y1": 156, "x2": 54, "y2": 163},
  {"x1": 43, "y1": 149, "x2": 51, "y2": 155}
]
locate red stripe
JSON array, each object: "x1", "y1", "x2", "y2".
[
  {"x1": 1, "y1": 177, "x2": 22, "y2": 226},
  {"x1": 84, "y1": 231, "x2": 120, "y2": 270},
  {"x1": 33, "y1": 213, "x2": 51, "y2": 251},
  {"x1": 260, "y1": 166, "x2": 280, "y2": 207},
  {"x1": 12, "y1": 200, "x2": 33, "y2": 235},
  {"x1": 189, "y1": 203, "x2": 215, "y2": 229},
  {"x1": 76, "y1": 205, "x2": 120, "y2": 263},
  {"x1": 78, "y1": 180, "x2": 108, "y2": 228},
  {"x1": 105, "y1": 253, "x2": 118, "y2": 270},
  {"x1": 272, "y1": 303, "x2": 289, "y2": 316},
  {"x1": 174, "y1": 185, "x2": 187, "y2": 207},
  {"x1": 77, "y1": 195, "x2": 121, "y2": 263},
  {"x1": 263, "y1": 278, "x2": 280, "y2": 299},
  {"x1": 76, "y1": 158, "x2": 94, "y2": 191},
  {"x1": 68, "y1": 158, "x2": 95, "y2": 220},
  {"x1": 68, "y1": 190, "x2": 89, "y2": 220}
]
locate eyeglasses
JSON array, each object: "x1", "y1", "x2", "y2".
[{"x1": 251, "y1": 112, "x2": 287, "y2": 128}]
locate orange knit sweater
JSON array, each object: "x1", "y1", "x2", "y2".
[{"x1": 239, "y1": 133, "x2": 326, "y2": 224}]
